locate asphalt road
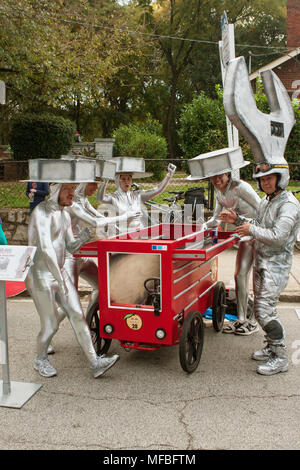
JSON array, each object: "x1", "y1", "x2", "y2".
[{"x1": 1, "y1": 298, "x2": 300, "y2": 451}]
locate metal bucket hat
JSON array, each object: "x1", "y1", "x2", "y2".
[
  {"x1": 186, "y1": 147, "x2": 250, "y2": 181},
  {"x1": 112, "y1": 156, "x2": 153, "y2": 178},
  {"x1": 22, "y1": 158, "x2": 97, "y2": 183},
  {"x1": 58, "y1": 154, "x2": 117, "y2": 181}
]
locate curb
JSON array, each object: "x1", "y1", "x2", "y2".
[{"x1": 10, "y1": 288, "x2": 300, "y2": 303}]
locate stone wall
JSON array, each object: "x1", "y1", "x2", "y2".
[{"x1": 0, "y1": 208, "x2": 29, "y2": 245}]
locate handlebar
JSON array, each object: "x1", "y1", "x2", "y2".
[{"x1": 163, "y1": 197, "x2": 177, "y2": 203}]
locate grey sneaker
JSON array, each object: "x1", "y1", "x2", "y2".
[
  {"x1": 252, "y1": 345, "x2": 272, "y2": 361},
  {"x1": 256, "y1": 353, "x2": 288, "y2": 376},
  {"x1": 34, "y1": 356, "x2": 57, "y2": 378},
  {"x1": 90, "y1": 354, "x2": 119, "y2": 378}
]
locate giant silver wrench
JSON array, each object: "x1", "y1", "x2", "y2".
[{"x1": 223, "y1": 56, "x2": 295, "y2": 164}]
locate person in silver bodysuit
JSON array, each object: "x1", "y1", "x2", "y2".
[
  {"x1": 97, "y1": 163, "x2": 176, "y2": 231},
  {"x1": 64, "y1": 182, "x2": 140, "y2": 320},
  {"x1": 220, "y1": 164, "x2": 300, "y2": 375},
  {"x1": 205, "y1": 173, "x2": 261, "y2": 335},
  {"x1": 25, "y1": 183, "x2": 121, "y2": 378}
]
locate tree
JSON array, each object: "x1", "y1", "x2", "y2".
[
  {"x1": 130, "y1": 0, "x2": 287, "y2": 159},
  {"x1": 0, "y1": 0, "x2": 145, "y2": 140}
]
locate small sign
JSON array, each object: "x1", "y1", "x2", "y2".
[
  {"x1": 152, "y1": 245, "x2": 167, "y2": 251},
  {"x1": 221, "y1": 11, "x2": 235, "y2": 69},
  {"x1": 0, "y1": 246, "x2": 36, "y2": 282},
  {"x1": 124, "y1": 313, "x2": 143, "y2": 331},
  {"x1": 221, "y1": 12, "x2": 230, "y2": 67}
]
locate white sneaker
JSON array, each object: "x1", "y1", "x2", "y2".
[
  {"x1": 90, "y1": 354, "x2": 119, "y2": 378},
  {"x1": 34, "y1": 356, "x2": 57, "y2": 378},
  {"x1": 257, "y1": 354, "x2": 288, "y2": 376}
]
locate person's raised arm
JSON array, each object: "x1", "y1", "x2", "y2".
[
  {"x1": 140, "y1": 164, "x2": 176, "y2": 203},
  {"x1": 96, "y1": 179, "x2": 114, "y2": 204}
]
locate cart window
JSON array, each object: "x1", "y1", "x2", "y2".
[{"x1": 108, "y1": 252, "x2": 161, "y2": 309}]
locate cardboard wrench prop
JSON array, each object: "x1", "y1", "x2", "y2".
[
  {"x1": 223, "y1": 56, "x2": 295, "y2": 167},
  {"x1": 223, "y1": 57, "x2": 300, "y2": 375}
]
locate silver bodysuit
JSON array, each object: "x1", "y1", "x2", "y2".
[
  {"x1": 206, "y1": 178, "x2": 261, "y2": 321},
  {"x1": 64, "y1": 183, "x2": 138, "y2": 318},
  {"x1": 25, "y1": 184, "x2": 99, "y2": 365},
  {"x1": 240, "y1": 190, "x2": 300, "y2": 348},
  {"x1": 97, "y1": 172, "x2": 174, "y2": 231},
  {"x1": 64, "y1": 184, "x2": 106, "y2": 319}
]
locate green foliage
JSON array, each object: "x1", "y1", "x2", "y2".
[
  {"x1": 10, "y1": 113, "x2": 76, "y2": 160},
  {"x1": 178, "y1": 90, "x2": 227, "y2": 161},
  {"x1": 113, "y1": 116, "x2": 168, "y2": 179},
  {"x1": 286, "y1": 99, "x2": 300, "y2": 181}
]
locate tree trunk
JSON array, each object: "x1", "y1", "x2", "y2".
[{"x1": 166, "y1": 76, "x2": 178, "y2": 159}]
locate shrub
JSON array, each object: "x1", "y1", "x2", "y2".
[
  {"x1": 10, "y1": 113, "x2": 76, "y2": 160},
  {"x1": 285, "y1": 99, "x2": 300, "y2": 181},
  {"x1": 113, "y1": 116, "x2": 168, "y2": 180},
  {"x1": 178, "y1": 90, "x2": 227, "y2": 161}
]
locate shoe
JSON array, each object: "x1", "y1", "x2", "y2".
[
  {"x1": 47, "y1": 344, "x2": 55, "y2": 355},
  {"x1": 90, "y1": 354, "x2": 120, "y2": 378},
  {"x1": 222, "y1": 320, "x2": 240, "y2": 334},
  {"x1": 252, "y1": 345, "x2": 272, "y2": 361},
  {"x1": 257, "y1": 353, "x2": 288, "y2": 376},
  {"x1": 234, "y1": 320, "x2": 259, "y2": 336},
  {"x1": 34, "y1": 356, "x2": 57, "y2": 378}
]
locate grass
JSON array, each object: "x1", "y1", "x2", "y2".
[{"x1": 0, "y1": 179, "x2": 300, "y2": 209}]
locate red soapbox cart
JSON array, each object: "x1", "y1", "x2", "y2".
[{"x1": 76, "y1": 224, "x2": 238, "y2": 373}]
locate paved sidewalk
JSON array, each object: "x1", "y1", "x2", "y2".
[
  {"x1": 217, "y1": 247, "x2": 300, "y2": 303},
  {"x1": 77, "y1": 247, "x2": 300, "y2": 302}
]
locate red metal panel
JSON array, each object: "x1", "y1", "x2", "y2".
[{"x1": 75, "y1": 226, "x2": 236, "y2": 351}]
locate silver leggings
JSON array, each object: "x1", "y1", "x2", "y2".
[
  {"x1": 253, "y1": 266, "x2": 287, "y2": 346},
  {"x1": 26, "y1": 270, "x2": 98, "y2": 365},
  {"x1": 234, "y1": 240, "x2": 254, "y2": 322}
]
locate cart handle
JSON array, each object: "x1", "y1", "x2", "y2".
[{"x1": 205, "y1": 234, "x2": 240, "y2": 253}]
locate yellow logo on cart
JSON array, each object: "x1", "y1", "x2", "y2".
[
  {"x1": 124, "y1": 313, "x2": 143, "y2": 331},
  {"x1": 210, "y1": 258, "x2": 218, "y2": 281}
]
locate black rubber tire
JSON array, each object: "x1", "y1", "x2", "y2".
[
  {"x1": 212, "y1": 281, "x2": 226, "y2": 332},
  {"x1": 85, "y1": 303, "x2": 111, "y2": 356},
  {"x1": 179, "y1": 311, "x2": 204, "y2": 373}
]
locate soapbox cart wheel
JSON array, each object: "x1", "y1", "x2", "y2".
[
  {"x1": 212, "y1": 281, "x2": 226, "y2": 332},
  {"x1": 86, "y1": 303, "x2": 111, "y2": 356},
  {"x1": 179, "y1": 310, "x2": 204, "y2": 373}
]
